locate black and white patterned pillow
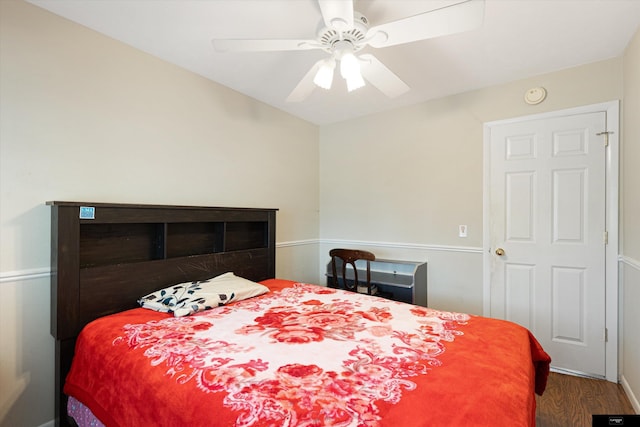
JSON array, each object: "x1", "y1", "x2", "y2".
[{"x1": 138, "y1": 272, "x2": 269, "y2": 316}]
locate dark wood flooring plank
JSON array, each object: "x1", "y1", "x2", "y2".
[{"x1": 536, "y1": 372, "x2": 636, "y2": 427}]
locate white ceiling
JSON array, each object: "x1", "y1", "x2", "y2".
[{"x1": 28, "y1": 0, "x2": 640, "y2": 125}]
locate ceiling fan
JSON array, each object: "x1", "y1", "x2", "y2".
[{"x1": 212, "y1": 0, "x2": 485, "y2": 102}]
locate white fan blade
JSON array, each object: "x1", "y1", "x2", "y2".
[
  {"x1": 318, "y1": 0, "x2": 354, "y2": 31},
  {"x1": 366, "y1": 0, "x2": 484, "y2": 48},
  {"x1": 286, "y1": 59, "x2": 324, "y2": 103},
  {"x1": 213, "y1": 39, "x2": 320, "y2": 52},
  {"x1": 359, "y1": 54, "x2": 409, "y2": 98}
]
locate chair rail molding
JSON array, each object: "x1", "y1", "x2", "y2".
[
  {"x1": 276, "y1": 239, "x2": 318, "y2": 248},
  {"x1": 321, "y1": 238, "x2": 483, "y2": 254},
  {"x1": 620, "y1": 255, "x2": 640, "y2": 271},
  {"x1": 0, "y1": 267, "x2": 51, "y2": 283}
]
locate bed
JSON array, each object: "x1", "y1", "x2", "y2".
[{"x1": 48, "y1": 201, "x2": 550, "y2": 427}]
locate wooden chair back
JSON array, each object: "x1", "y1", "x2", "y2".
[{"x1": 329, "y1": 248, "x2": 376, "y2": 295}]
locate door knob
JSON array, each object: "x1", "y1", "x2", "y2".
[{"x1": 495, "y1": 248, "x2": 505, "y2": 256}]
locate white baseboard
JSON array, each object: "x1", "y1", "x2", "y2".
[
  {"x1": 621, "y1": 375, "x2": 640, "y2": 414},
  {"x1": 37, "y1": 420, "x2": 55, "y2": 427}
]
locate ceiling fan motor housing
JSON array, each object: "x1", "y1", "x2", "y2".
[{"x1": 317, "y1": 11, "x2": 369, "y2": 53}]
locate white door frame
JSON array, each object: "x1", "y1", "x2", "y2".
[{"x1": 482, "y1": 101, "x2": 619, "y2": 382}]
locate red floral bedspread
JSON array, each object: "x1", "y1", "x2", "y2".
[{"x1": 64, "y1": 279, "x2": 550, "y2": 427}]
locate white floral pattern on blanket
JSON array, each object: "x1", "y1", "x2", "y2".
[{"x1": 115, "y1": 283, "x2": 470, "y2": 426}]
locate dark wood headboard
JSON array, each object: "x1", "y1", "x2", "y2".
[{"x1": 47, "y1": 201, "x2": 277, "y2": 427}]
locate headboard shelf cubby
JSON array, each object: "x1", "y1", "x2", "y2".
[{"x1": 47, "y1": 201, "x2": 278, "y2": 427}]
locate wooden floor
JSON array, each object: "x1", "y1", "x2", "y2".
[{"x1": 536, "y1": 372, "x2": 636, "y2": 427}]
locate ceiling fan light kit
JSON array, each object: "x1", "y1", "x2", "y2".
[
  {"x1": 309, "y1": 39, "x2": 367, "y2": 92},
  {"x1": 313, "y1": 59, "x2": 335, "y2": 89},
  {"x1": 335, "y1": 41, "x2": 365, "y2": 91},
  {"x1": 346, "y1": 71, "x2": 366, "y2": 92},
  {"x1": 212, "y1": 0, "x2": 485, "y2": 101}
]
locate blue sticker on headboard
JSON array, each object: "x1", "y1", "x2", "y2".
[{"x1": 79, "y1": 206, "x2": 95, "y2": 219}]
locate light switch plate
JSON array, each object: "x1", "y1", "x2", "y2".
[{"x1": 459, "y1": 225, "x2": 467, "y2": 238}]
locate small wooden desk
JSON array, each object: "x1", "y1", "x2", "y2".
[{"x1": 326, "y1": 258, "x2": 427, "y2": 307}]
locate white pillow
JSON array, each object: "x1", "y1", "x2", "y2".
[{"x1": 138, "y1": 272, "x2": 269, "y2": 317}]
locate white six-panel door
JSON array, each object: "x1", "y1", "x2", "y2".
[{"x1": 488, "y1": 111, "x2": 607, "y2": 378}]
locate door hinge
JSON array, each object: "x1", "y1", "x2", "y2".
[
  {"x1": 604, "y1": 231, "x2": 609, "y2": 245},
  {"x1": 596, "y1": 131, "x2": 613, "y2": 147},
  {"x1": 605, "y1": 328, "x2": 608, "y2": 342}
]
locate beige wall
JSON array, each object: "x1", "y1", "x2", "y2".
[
  {"x1": 623, "y1": 30, "x2": 640, "y2": 260},
  {"x1": 320, "y1": 58, "x2": 623, "y2": 315},
  {"x1": 622, "y1": 26, "x2": 640, "y2": 412},
  {"x1": 0, "y1": 2, "x2": 319, "y2": 426}
]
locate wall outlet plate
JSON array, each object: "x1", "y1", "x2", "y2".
[{"x1": 458, "y1": 225, "x2": 467, "y2": 237}]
